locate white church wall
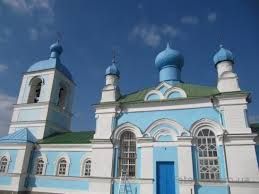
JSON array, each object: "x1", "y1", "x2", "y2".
[
  {"x1": 225, "y1": 143, "x2": 258, "y2": 180},
  {"x1": 177, "y1": 137, "x2": 195, "y2": 194},
  {"x1": 17, "y1": 70, "x2": 55, "y2": 104},
  {"x1": 229, "y1": 183, "x2": 259, "y2": 194}
]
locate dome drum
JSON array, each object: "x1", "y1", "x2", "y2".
[
  {"x1": 155, "y1": 43, "x2": 184, "y2": 83},
  {"x1": 159, "y1": 66, "x2": 181, "y2": 83}
]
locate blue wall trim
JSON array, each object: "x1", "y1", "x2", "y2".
[
  {"x1": 117, "y1": 107, "x2": 221, "y2": 132},
  {"x1": 27, "y1": 176, "x2": 89, "y2": 190},
  {"x1": 218, "y1": 145, "x2": 226, "y2": 180},
  {"x1": 0, "y1": 176, "x2": 12, "y2": 186},
  {"x1": 113, "y1": 182, "x2": 139, "y2": 194},
  {"x1": 195, "y1": 185, "x2": 228, "y2": 194}
]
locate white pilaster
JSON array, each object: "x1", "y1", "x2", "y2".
[
  {"x1": 138, "y1": 138, "x2": 154, "y2": 194},
  {"x1": 177, "y1": 136, "x2": 195, "y2": 194},
  {"x1": 223, "y1": 134, "x2": 259, "y2": 194}
]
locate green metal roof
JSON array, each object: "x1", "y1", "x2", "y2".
[
  {"x1": 38, "y1": 131, "x2": 95, "y2": 144},
  {"x1": 118, "y1": 83, "x2": 219, "y2": 104}
]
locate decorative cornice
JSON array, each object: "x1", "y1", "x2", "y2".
[{"x1": 13, "y1": 101, "x2": 49, "y2": 108}]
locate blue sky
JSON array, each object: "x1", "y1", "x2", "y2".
[{"x1": 0, "y1": 0, "x2": 258, "y2": 134}]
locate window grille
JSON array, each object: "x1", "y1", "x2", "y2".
[
  {"x1": 0, "y1": 157, "x2": 8, "y2": 173},
  {"x1": 197, "y1": 129, "x2": 220, "y2": 180},
  {"x1": 119, "y1": 131, "x2": 136, "y2": 177},
  {"x1": 57, "y1": 159, "x2": 67, "y2": 176},
  {"x1": 35, "y1": 158, "x2": 44, "y2": 175},
  {"x1": 83, "y1": 160, "x2": 91, "y2": 176}
]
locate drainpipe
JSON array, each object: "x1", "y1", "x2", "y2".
[
  {"x1": 210, "y1": 96, "x2": 230, "y2": 194},
  {"x1": 222, "y1": 130, "x2": 231, "y2": 194},
  {"x1": 110, "y1": 104, "x2": 122, "y2": 194},
  {"x1": 110, "y1": 117, "x2": 116, "y2": 194}
]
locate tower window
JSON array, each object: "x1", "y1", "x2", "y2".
[
  {"x1": 28, "y1": 77, "x2": 43, "y2": 103},
  {"x1": 57, "y1": 86, "x2": 66, "y2": 109},
  {"x1": 0, "y1": 156, "x2": 8, "y2": 173},
  {"x1": 197, "y1": 129, "x2": 220, "y2": 180},
  {"x1": 118, "y1": 131, "x2": 136, "y2": 177},
  {"x1": 57, "y1": 158, "x2": 67, "y2": 176}
]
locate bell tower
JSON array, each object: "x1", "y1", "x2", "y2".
[{"x1": 9, "y1": 41, "x2": 75, "y2": 139}]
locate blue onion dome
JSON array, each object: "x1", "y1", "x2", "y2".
[
  {"x1": 105, "y1": 63, "x2": 120, "y2": 77},
  {"x1": 50, "y1": 41, "x2": 63, "y2": 58},
  {"x1": 155, "y1": 43, "x2": 184, "y2": 70},
  {"x1": 213, "y1": 45, "x2": 234, "y2": 65}
]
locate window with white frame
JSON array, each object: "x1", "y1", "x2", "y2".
[
  {"x1": 197, "y1": 129, "x2": 220, "y2": 180},
  {"x1": 57, "y1": 158, "x2": 67, "y2": 176},
  {"x1": 82, "y1": 160, "x2": 91, "y2": 176},
  {"x1": 0, "y1": 156, "x2": 8, "y2": 173},
  {"x1": 35, "y1": 158, "x2": 45, "y2": 175},
  {"x1": 118, "y1": 131, "x2": 136, "y2": 177}
]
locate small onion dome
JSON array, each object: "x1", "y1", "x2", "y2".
[
  {"x1": 155, "y1": 43, "x2": 184, "y2": 70},
  {"x1": 213, "y1": 45, "x2": 234, "y2": 65},
  {"x1": 50, "y1": 41, "x2": 63, "y2": 58},
  {"x1": 105, "y1": 63, "x2": 120, "y2": 77}
]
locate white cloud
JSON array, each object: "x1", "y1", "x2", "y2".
[
  {"x1": 131, "y1": 24, "x2": 161, "y2": 47},
  {"x1": 0, "y1": 93, "x2": 16, "y2": 137},
  {"x1": 3, "y1": 0, "x2": 56, "y2": 41},
  {"x1": 181, "y1": 16, "x2": 199, "y2": 25},
  {"x1": 2, "y1": 0, "x2": 55, "y2": 24},
  {"x1": 2, "y1": 0, "x2": 53, "y2": 14},
  {"x1": 208, "y1": 12, "x2": 217, "y2": 23},
  {"x1": 161, "y1": 25, "x2": 180, "y2": 37},
  {"x1": 130, "y1": 24, "x2": 180, "y2": 47},
  {"x1": 0, "y1": 64, "x2": 8, "y2": 72}
]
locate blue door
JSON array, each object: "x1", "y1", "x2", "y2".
[{"x1": 156, "y1": 162, "x2": 175, "y2": 194}]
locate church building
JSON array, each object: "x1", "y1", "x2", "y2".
[{"x1": 0, "y1": 41, "x2": 258, "y2": 194}]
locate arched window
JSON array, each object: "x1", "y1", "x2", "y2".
[
  {"x1": 118, "y1": 131, "x2": 136, "y2": 177},
  {"x1": 35, "y1": 158, "x2": 45, "y2": 175},
  {"x1": 0, "y1": 156, "x2": 8, "y2": 173},
  {"x1": 57, "y1": 86, "x2": 67, "y2": 109},
  {"x1": 197, "y1": 129, "x2": 220, "y2": 180},
  {"x1": 28, "y1": 77, "x2": 43, "y2": 103},
  {"x1": 57, "y1": 158, "x2": 67, "y2": 176},
  {"x1": 82, "y1": 160, "x2": 91, "y2": 176}
]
